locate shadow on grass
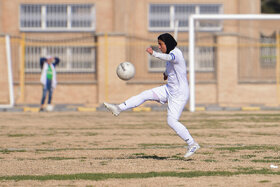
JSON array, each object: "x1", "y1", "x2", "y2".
[
  {"x1": 135, "y1": 154, "x2": 168, "y2": 160},
  {"x1": 131, "y1": 154, "x2": 193, "y2": 161}
]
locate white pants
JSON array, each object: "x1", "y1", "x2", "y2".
[{"x1": 118, "y1": 85, "x2": 194, "y2": 145}]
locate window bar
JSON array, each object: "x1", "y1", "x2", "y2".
[
  {"x1": 67, "y1": 5, "x2": 71, "y2": 29},
  {"x1": 42, "y1": 5, "x2": 46, "y2": 29}
]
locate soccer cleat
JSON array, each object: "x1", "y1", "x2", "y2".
[
  {"x1": 103, "y1": 102, "x2": 121, "y2": 116},
  {"x1": 184, "y1": 142, "x2": 200, "y2": 158}
]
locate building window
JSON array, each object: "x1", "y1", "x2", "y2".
[
  {"x1": 260, "y1": 32, "x2": 276, "y2": 68},
  {"x1": 20, "y1": 4, "x2": 96, "y2": 31},
  {"x1": 148, "y1": 46, "x2": 166, "y2": 72},
  {"x1": 148, "y1": 4, "x2": 223, "y2": 31},
  {"x1": 71, "y1": 5, "x2": 94, "y2": 28},
  {"x1": 45, "y1": 5, "x2": 68, "y2": 28},
  {"x1": 25, "y1": 46, "x2": 96, "y2": 73},
  {"x1": 148, "y1": 46, "x2": 215, "y2": 72},
  {"x1": 194, "y1": 46, "x2": 215, "y2": 71}
]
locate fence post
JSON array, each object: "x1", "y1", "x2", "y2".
[
  {"x1": 19, "y1": 33, "x2": 25, "y2": 102},
  {"x1": 104, "y1": 33, "x2": 109, "y2": 102},
  {"x1": 276, "y1": 32, "x2": 280, "y2": 104}
]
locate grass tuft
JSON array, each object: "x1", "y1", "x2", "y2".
[{"x1": 0, "y1": 169, "x2": 279, "y2": 181}]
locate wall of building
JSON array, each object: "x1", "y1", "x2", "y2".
[{"x1": 1, "y1": 0, "x2": 279, "y2": 108}]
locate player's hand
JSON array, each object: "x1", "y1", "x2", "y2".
[
  {"x1": 163, "y1": 73, "x2": 168, "y2": 80},
  {"x1": 146, "y1": 47, "x2": 153, "y2": 55}
]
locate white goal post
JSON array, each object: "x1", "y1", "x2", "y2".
[
  {"x1": 0, "y1": 35, "x2": 14, "y2": 108},
  {"x1": 188, "y1": 14, "x2": 280, "y2": 112}
]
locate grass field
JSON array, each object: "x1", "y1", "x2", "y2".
[{"x1": 0, "y1": 111, "x2": 280, "y2": 186}]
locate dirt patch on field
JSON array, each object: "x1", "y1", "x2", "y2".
[{"x1": 0, "y1": 111, "x2": 279, "y2": 186}]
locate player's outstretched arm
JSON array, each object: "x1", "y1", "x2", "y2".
[
  {"x1": 152, "y1": 51, "x2": 173, "y2": 62},
  {"x1": 146, "y1": 47, "x2": 174, "y2": 62}
]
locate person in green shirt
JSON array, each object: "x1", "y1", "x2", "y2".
[{"x1": 39, "y1": 56, "x2": 60, "y2": 111}]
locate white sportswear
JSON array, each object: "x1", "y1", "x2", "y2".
[
  {"x1": 118, "y1": 47, "x2": 194, "y2": 145},
  {"x1": 152, "y1": 48, "x2": 189, "y2": 100}
]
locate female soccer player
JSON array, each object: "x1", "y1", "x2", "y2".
[{"x1": 104, "y1": 33, "x2": 199, "y2": 158}]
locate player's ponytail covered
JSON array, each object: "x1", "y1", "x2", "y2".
[{"x1": 158, "y1": 33, "x2": 177, "y2": 54}]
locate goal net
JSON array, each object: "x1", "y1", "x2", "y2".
[
  {"x1": 188, "y1": 14, "x2": 280, "y2": 112},
  {"x1": 0, "y1": 35, "x2": 14, "y2": 108}
]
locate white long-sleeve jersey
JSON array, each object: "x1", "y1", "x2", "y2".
[{"x1": 152, "y1": 47, "x2": 189, "y2": 100}]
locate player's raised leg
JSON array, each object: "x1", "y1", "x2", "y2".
[{"x1": 104, "y1": 88, "x2": 161, "y2": 116}]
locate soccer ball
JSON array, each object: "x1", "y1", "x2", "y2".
[
  {"x1": 116, "y1": 62, "x2": 135, "y2": 81},
  {"x1": 46, "y1": 104, "x2": 54, "y2": 112}
]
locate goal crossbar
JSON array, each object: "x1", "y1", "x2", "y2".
[{"x1": 188, "y1": 14, "x2": 280, "y2": 112}]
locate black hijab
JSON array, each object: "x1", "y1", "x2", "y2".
[{"x1": 158, "y1": 33, "x2": 177, "y2": 54}]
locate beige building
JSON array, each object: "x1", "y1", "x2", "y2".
[{"x1": 0, "y1": 0, "x2": 279, "y2": 109}]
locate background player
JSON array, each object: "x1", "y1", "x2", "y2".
[{"x1": 39, "y1": 56, "x2": 60, "y2": 111}]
